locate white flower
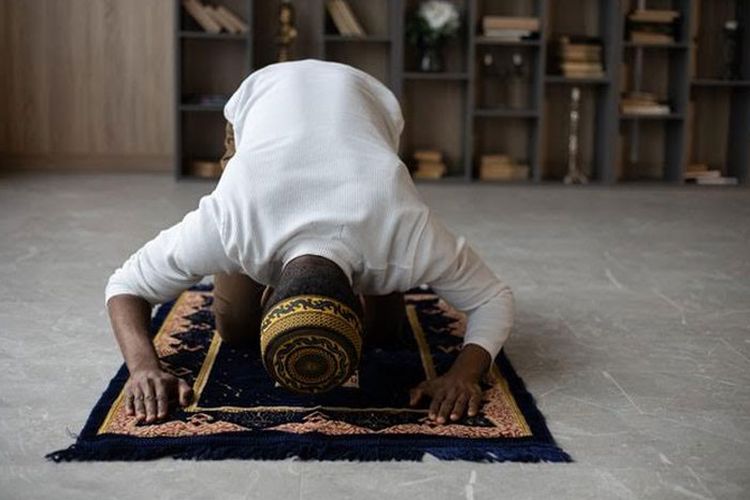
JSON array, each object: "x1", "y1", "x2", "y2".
[{"x1": 419, "y1": 0, "x2": 459, "y2": 33}]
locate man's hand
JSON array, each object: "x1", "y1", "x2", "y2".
[
  {"x1": 124, "y1": 368, "x2": 193, "y2": 424},
  {"x1": 408, "y1": 344, "x2": 491, "y2": 424},
  {"x1": 409, "y1": 372, "x2": 483, "y2": 424}
]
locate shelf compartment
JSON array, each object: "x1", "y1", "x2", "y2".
[
  {"x1": 323, "y1": 35, "x2": 391, "y2": 43},
  {"x1": 474, "y1": 108, "x2": 538, "y2": 118},
  {"x1": 691, "y1": 79, "x2": 750, "y2": 88},
  {"x1": 475, "y1": 37, "x2": 541, "y2": 47},
  {"x1": 179, "y1": 103, "x2": 226, "y2": 112},
  {"x1": 623, "y1": 41, "x2": 691, "y2": 50},
  {"x1": 545, "y1": 75, "x2": 609, "y2": 85},
  {"x1": 620, "y1": 113, "x2": 684, "y2": 120},
  {"x1": 179, "y1": 31, "x2": 247, "y2": 40},
  {"x1": 403, "y1": 72, "x2": 469, "y2": 81}
]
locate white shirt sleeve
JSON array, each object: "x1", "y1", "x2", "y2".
[
  {"x1": 413, "y1": 215, "x2": 514, "y2": 360},
  {"x1": 105, "y1": 195, "x2": 236, "y2": 305}
]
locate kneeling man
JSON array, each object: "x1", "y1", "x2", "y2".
[{"x1": 106, "y1": 60, "x2": 514, "y2": 427}]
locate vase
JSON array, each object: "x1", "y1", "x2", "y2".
[{"x1": 417, "y1": 42, "x2": 444, "y2": 72}]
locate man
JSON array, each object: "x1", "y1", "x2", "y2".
[{"x1": 106, "y1": 60, "x2": 513, "y2": 428}]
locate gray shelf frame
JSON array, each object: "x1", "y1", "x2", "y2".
[
  {"x1": 174, "y1": 0, "x2": 254, "y2": 180},
  {"x1": 174, "y1": 0, "x2": 749, "y2": 185}
]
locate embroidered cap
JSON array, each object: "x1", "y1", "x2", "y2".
[{"x1": 260, "y1": 295, "x2": 363, "y2": 393}]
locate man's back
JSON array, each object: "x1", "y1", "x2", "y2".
[{"x1": 215, "y1": 60, "x2": 429, "y2": 292}]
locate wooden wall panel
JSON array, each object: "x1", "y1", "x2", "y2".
[{"x1": 0, "y1": 0, "x2": 174, "y2": 170}]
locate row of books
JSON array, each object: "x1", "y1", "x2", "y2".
[
  {"x1": 479, "y1": 155, "x2": 529, "y2": 181},
  {"x1": 552, "y1": 36, "x2": 604, "y2": 79},
  {"x1": 684, "y1": 164, "x2": 738, "y2": 185},
  {"x1": 182, "y1": 0, "x2": 248, "y2": 34},
  {"x1": 326, "y1": 0, "x2": 366, "y2": 36},
  {"x1": 620, "y1": 91, "x2": 671, "y2": 116},
  {"x1": 627, "y1": 9, "x2": 680, "y2": 44},
  {"x1": 481, "y1": 16, "x2": 539, "y2": 41},
  {"x1": 413, "y1": 150, "x2": 447, "y2": 179}
]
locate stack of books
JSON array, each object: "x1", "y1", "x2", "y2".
[
  {"x1": 553, "y1": 36, "x2": 604, "y2": 78},
  {"x1": 326, "y1": 0, "x2": 366, "y2": 36},
  {"x1": 413, "y1": 150, "x2": 447, "y2": 179},
  {"x1": 684, "y1": 164, "x2": 738, "y2": 185},
  {"x1": 620, "y1": 92, "x2": 670, "y2": 116},
  {"x1": 479, "y1": 155, "x2": 529, "y2": 181},
  {"x1": 481, "y1": 16, "x2": 539, "y2": 41},
  {"x1": 182, "y1": 0, "x2": 248, "y2": 34},
  {"x1": 627, "y1": 9, "x2": 680, "y2": 44}
]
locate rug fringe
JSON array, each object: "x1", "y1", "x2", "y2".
[{"x1": 46, "y1": 441, "x2": 571, "y2": 463}]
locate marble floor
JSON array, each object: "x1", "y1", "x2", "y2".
[{"x1": 1, "y1": 172, "x2": 749, "y2": 499}]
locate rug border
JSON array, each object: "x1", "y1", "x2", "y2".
[{"x1": 47, "y1": 287, "x2": 572, "y2": 463}]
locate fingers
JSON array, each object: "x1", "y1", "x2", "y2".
[
  {"x1": 154, "y1": 382, "x2": 168, "y2": 420},
  {"x1": 142, "y1": 380, "x2": 157, "y2": 423},
  {"x1": 133, "y1": 389, "x2": 146, "y2": 422},
  {"x1": 178, "y1": 379, "x2": 193, "y2": 407},
  {"x1": 450, "y1": 392, "x2": 469, "y2": 421},
  {"x1": 124, "y1": 390, "x2": 135, "y2": 416},
  {"x1": 428, "y1": 391, "x2": 444, "y2": 422},
  {"x1": 437, "y1": 392, "x2": 456, "y2": 424},
  {"x1": 468, "y1": 391, "x2": 483, "y2": 417}
]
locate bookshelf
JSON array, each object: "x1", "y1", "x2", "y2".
[
  {"x1": 175, "y1": 0, "x2": 254, "y2": 179},
  {"x1": 174, "y1": 0, "x2": 749, "y2": 185}
]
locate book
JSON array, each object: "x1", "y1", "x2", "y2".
[
  {"x1": 216, "y1": 5, "x2": 249, "y2": 34},
  {"x1": 326, "y1": 0, "x2": 351, "y2": 35},
  {"x1": 695, "y1": 176, "x2": 738, "y2": 185},
  {"x1": 482, "y1": 16, "x2": 540, "y2": 32},
  {"x1": 628, "y1": 9, "x2": 680, "y2": 24},
  {"x1": 182, "y1": 0, "x2": 221, "y2": 33},
  {"x1": 414, "y1": 150, "x2": 443, "y2": 162},
  {"x1": 620, "y1": 104, "x2": 671, "y2": 115},
  {"x1": 630, "y1": 31, "x2": 674, "y2": 44},
  {"x1": 684, "y1": 169, "x2": 721, "y2": 180},
  {"x1": 414, "y1": 160, "x2": 447, "y2": 179},
  {"x1": 483, "y1": 29, "x2": 533, "y2": 40},
  {"x1": 331, "y1": 0, "x2": 365, "y2": 36},
  {"x1": 203, "y1": 5, "x2": 236, "y2": 33}
]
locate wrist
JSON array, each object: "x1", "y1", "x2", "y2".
[
  {"x1": 448, "y1": 344, "x2": 491, "y2": 381},
  {"x1": 128, "y1": 356, "x2": 161, "y2": 374}
]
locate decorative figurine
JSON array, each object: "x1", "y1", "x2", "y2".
[
  {"x1": 564, "y1": 86, "x2": 588, "y2": 184},
  {"x1": 277, "y1": 0, "x2": 298, "y2": 62}
]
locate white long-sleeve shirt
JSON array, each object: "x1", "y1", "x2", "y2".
[{"x1": 106, "y1": 60, "x2": 514, "y2": 360}]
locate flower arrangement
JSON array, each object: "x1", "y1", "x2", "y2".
[
  {"x1": 407, "y1": 0, "x2": 461, "y2": 45},
  {"x1": 406, "y1": 1, "x2": 461, "y2": 71}
]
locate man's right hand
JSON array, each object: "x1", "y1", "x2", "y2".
[{"x1": 124, "y1": 368, "x2": 193, "y2": 423}]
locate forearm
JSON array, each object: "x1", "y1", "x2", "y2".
[{"x1": 107, "y1": 294, "x2": 160, "y2": 372}]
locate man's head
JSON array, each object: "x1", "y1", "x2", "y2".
[{"x1": 259, "y1": 255, "x2": 363, "y2": 394}]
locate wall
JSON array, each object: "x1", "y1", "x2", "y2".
[{"x1": 0, "y1": 0, "x2": 174, "y2": 171}]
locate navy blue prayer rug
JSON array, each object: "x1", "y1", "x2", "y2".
[{"x1": 48, "y1": 286, "x2": 571, "y2": 462}]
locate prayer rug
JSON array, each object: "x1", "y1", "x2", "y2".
[{"x1": 48, "y1": 286, "x2": 571, "y2": 462}]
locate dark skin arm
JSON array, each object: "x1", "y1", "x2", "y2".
[
  {"x1": 409, "y1": 344, "x2": 491, "y2": 424},
  {"x1": 108, "y1": 294, "x2": 193, "y2": 423}
]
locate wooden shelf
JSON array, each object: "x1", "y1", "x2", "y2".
[
  {"x1": 173, "y1": 0, "x2": 749, "y2": 185},
  {"x1": 623, "y1": 41, "x2": 691, "y2": 50},
  {"x1": 323, "y1": 34, "x2": 391, "y2": 43},
  {"x1": 475, "y1": 37, "x2": 541, "y2": 47},
  {"x1": 179, "y1": 31, "x2": 247, "y2": 40},
  {"x1": 691, "y1": 79, "x2": 750, "y2": 88},
  {"x1": 179, "y1": 103, "x2": 225, "y2": 112},
  {"x1": 620, "y1": 113, "x2": 684, "y2": 121},
  {"x1": 545, "y1": 75, "x2": 609, "y2": 85},
  {"x1": 474, "y1": 108, "x2": 539, "y2": 118},
  {"x1": 403, "y1": 72, "x2": 469, "y2": 81}
]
